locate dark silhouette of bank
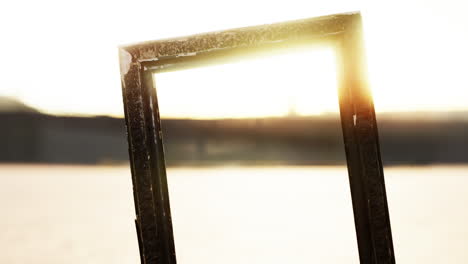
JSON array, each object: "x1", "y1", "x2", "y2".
[{"x1": 1, "y1": 97, "x2": 468, "y2": 165}]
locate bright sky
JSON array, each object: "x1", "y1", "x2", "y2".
[
  {"x1": 155, "y1": 48, "x2": 338, "y2": 118},
  {"x1": 1, "y1": 0, "x2": 467, "y2": 118}
]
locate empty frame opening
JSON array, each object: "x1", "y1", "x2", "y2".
[
  {"x1": 149, "y1": 48, "x2": 359, "y2": 263},
  {"x1": 153, "y1": 47, "x2": 339, "y2": 119}
]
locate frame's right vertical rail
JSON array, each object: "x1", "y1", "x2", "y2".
[{"x1": 337, "y1": 14, "x2": 396, "y2": 264}]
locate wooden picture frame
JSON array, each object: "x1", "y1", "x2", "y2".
[{"x1": 119, "y1": 12, "x2": 395, "y2": 264}]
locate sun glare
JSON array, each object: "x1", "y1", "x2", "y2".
[
  {"x1": 154, "y1": 48, "x2": 339, "y2": 119},
  {"x1": 3, "y1": 1, "x2": 468, "y2": 117}
]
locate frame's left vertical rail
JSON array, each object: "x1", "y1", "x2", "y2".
[
  {"x1": 121, "y1": 67, "x2": 144, "y2": 262},
  {"x1": 142, "y1": 67, "x2": 177, "y2": 264},
  {"x1": 119, "y1": 48, "x2": 177, "y2": 264}
]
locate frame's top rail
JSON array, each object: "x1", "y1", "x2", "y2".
[{"x1": 119, "y1": 12, "x2": 359, "y2": 66}]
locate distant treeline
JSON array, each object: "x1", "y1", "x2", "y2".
[{"x1": 1, "y1": 111, "x2": 468, "y2": 165}]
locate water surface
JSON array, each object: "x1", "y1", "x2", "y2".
[{"x1": 1, "y1": 165, "x2": 467, "y2": 263}]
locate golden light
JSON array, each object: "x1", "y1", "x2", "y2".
[
  {"x1": 154, "y1": 48, "x2": 339, "y2": 119},
  {"x1": 3, "y1": 1, "x2": 468, "y2": 117}
]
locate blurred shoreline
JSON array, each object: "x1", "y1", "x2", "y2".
[{"x1": 2, "y1": 97, "x2": 468, "y2": 166}]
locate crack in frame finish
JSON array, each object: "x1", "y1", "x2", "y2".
[{"x1": 119, "y1": 12, "x2": 395, "y2": 264}]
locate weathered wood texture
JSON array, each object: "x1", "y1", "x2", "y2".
[
  {"x1": 336, "y1": 16, "x2": 395, "y2": 264},
  {"x1": 119, "y1": 12, "x2": 395, "y2": 264},
  {"x1": 121, "y1": 64, "x2": 176, "y2": 263}
]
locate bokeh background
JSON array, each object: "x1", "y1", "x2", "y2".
[{"x1": 1, "y1": 0, "x2": 468, "y2": 263}]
